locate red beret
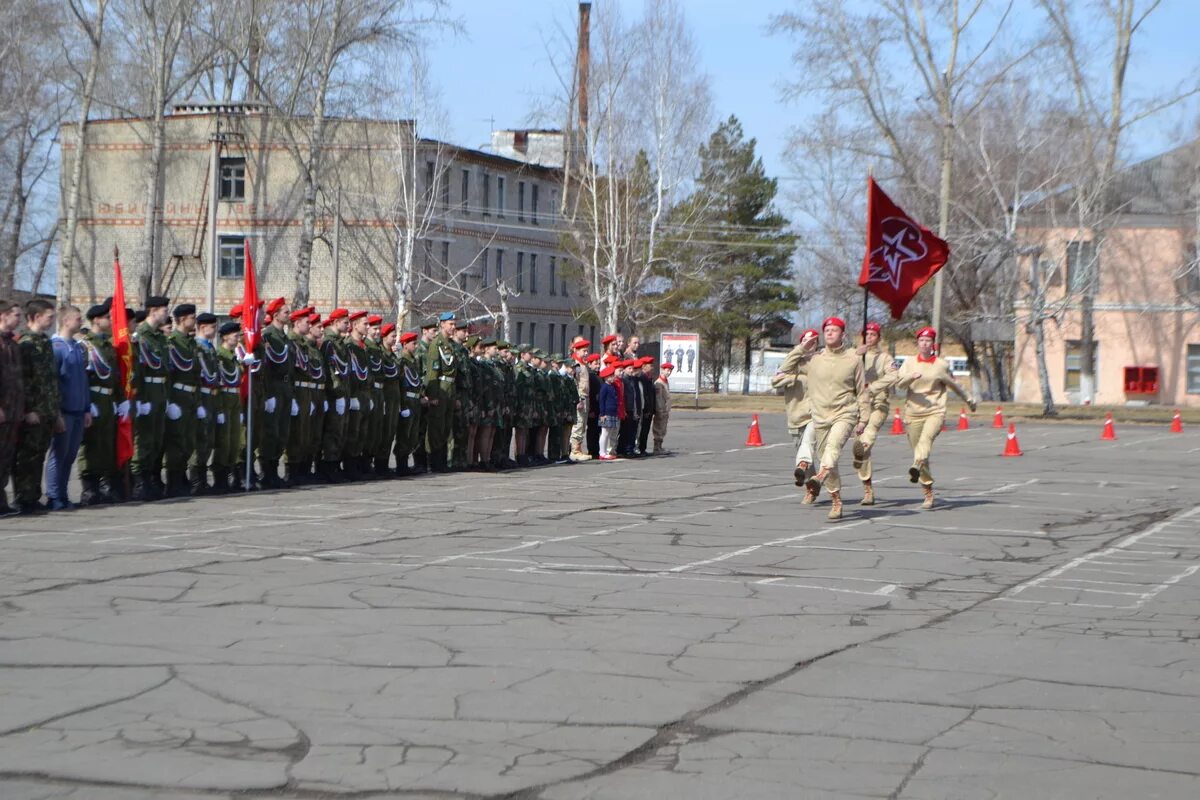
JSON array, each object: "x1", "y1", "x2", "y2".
[
  {"x1": 603, "y1": 354, "x2": 619, "y2": 364},
  {"x1": 328, "y1": 308, "x2": 348, "y2": 321},
  {"x1": 822, "y1": 317, "x2": 846, "y2": 330},
  {"x1": 308, "y1": 313, "x2": 321, "y2": 325},
  {"x1": 266, "y1": 297, "x2": 287, "y2": 315},
  {"x1": 600, "y1": 366, "x2": 616, "y2": 378},
  {"x1": 322, "y1": 317, "x2": 337, "y2": 328},
  {"x1": 229, "y1": 304, "x2": 243, "y2": 318},
  {"x1": 802, "y1": 328, "x2": 819, "y2": 340},
  {"x1": 916, "y1": 326, "x2": 937, "y2": 340},
  {"x1": 571, "y1": 337, "x2": 591, "y2": 350},
  {"x1": 865, "y1": 321, "x2": 882, "y2": 333},
  {"x1": 660, "y1": 362, "x2": 674, "y2": 370},
  {"x1": 399, "y1": 331, "x2": 418, "y2": 344},
  {"x1": 348, "y1": 310, "x2": 367, "y2": 322},
  {"x1": 380, "y1": 323, "x2": 395, "y2": 336},
  {"x1": 601, "y1": 334, "x2": 617, "y2": 345},
  {"x1": 641, "y1": 356, "x2": 655, "y2": 365},
  {"x1": 367, "y1": 314, "x2": 383, "y2": 326},
  {"x1": 585, "y1": 353, "x2": 601, "y2": 363},
  {"x1": 288, "y1": 307, "x2": 312, "y2": 322}
]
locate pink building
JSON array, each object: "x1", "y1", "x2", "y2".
[{"x1": 1013, "y1": 144, "x2": 1200, "y2": 408}]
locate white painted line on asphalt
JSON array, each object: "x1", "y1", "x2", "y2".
[
  {"x1": 879, "y1": 522, "x2": 1046, "y2": 537},
  {"x1": 666, "y1": 520, "x2": 869, "y2": 573}
]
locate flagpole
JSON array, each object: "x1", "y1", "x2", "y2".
[{"x1": 245, "y1": 366, "x2": 254, "y2": 491}]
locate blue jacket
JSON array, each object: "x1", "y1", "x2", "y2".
[
  {"x1": 53, "y1": 334, "x2": 90, "y2": 414},
  {"x1": 597, "y1": 381, "x2": 619, "y2": 417}
]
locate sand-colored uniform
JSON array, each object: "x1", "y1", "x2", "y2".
[
  {"x1": 652, "y1": 377, "x2": 672, "y2": 450},
  {"x1": 894, "y1": 356, "x2": 972, "y2": 486},
  {"x1": 855, "y1": 348, "x2": 894, "y2": 482},
  {"x1": 788, "y1": 343, "x2": 869, "y2": 494},
  {"x1": 770, "y1": 366, "x2": 817, "y2": 472}
]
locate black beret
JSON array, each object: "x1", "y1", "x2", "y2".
[
  {"x1": 133, "y1": 310, "x2": 148, "y2": 323},
  {"x1": 144, "y1": 295, "x2": 169, "y2": 309},
  {"x1": 85, "y1": 299, "x2": 112, "y2": 320},
  {"x1": 173, "y1": 303, "x2": 197, "y2": 318},
  {"x1": 196, "y1": 312, "x2": 218, "y2": 325},
  {"x1": 218, "y1": 321, "x2": 240, "y2": 336}
]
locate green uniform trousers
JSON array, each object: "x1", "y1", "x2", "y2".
[
  {"x1": 164, "y1": 385, "x2": 199, "y2": 473},
  {"x1": 321, "y1": 394, "x2": 348, "y2": 462},
  {"x1": 212, "y1": 389, "x2": 242, "y2": 469},
  {"x1": 132, "y1": 383, "x2": 168, "y2": 477},
  {"x1": 425, "y1": 383, "x2": 454, "y2": 457},
  {"x1": 286, "y1": 384, "x2": 311, "y2": 466},
  {"x1": 189, "y1": 388, "x2": 216, "y2": 474},
  {"x1": 79, "y1": 391, "x2": 117, "y2": 480},
  {"x1": 378, "y1": 384, "x2": 401, "y2": 464},
  {"x1": 13, "y1": 420, "x2": 53, "y2": 504}
]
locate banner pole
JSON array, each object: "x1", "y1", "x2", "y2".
[{"x1": 244, "y1": 366, "x2": 254, "y2": 491}]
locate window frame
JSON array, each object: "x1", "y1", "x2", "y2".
[
  {"x1": 549, "y1": 256, "x2": 557, "y2": 295},
  {"x1": 529, "y1": 253, "x2": 538, "y2": 294},
  {"x1": 518, "y1": 180, "x2": 526, "y2": 222},
  {"x1": 460, "y1": 168, "x2": 470, "y2": 213},
  {"x1": 217, "y1": 235, "x2": 245, "y2": 279},
  {"x1": 218, "y1": 157, "x2": 247, "y2": 201},
  {"x1": 516, "y1": 251, "x2": 525, "y2": 291},
  {"x1": 496, "y1": 176, "x2": 506, "y2": 217},
  {"x1": 1065, "y1": 339, "x2": 1100, "y2": 393},
  {"x1": 1187, "y1": 344, "x2": 1200, "y2": 394}
]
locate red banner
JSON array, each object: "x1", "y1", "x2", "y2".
[
  {"x1": 241, "y1": 239, "x2": 262, "y2": 351},
  {"x1": 858, "y1": 177, "x2": 949, "y2": 320},
  {"x1": 111, "y1": 251, "x2": 134, "y2": 468}
]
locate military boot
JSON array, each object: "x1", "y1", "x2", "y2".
[
  {"x1": 79, "y1": 477, "x2": 104, "y2": 507},
  {"x1": 189, "y1": 466, "x2": 210, "y2": 496},
  {"x1": 210, "y1": 467, "x2": 229, "y2": 495},
  {"x1": 131, "y1": 474, "x2": 155, "y2": 502}
]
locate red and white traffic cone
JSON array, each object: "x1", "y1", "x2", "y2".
[
  {"x1": 1002, "y1": 423, "x2": 1023, "y2": 457},
  {"x1": 1170, "y1": 409, "x2": 1183, "y2": 433},
  {"x1": 957, "y1": 407, "x2": 970, "y2": 430},
  {"x1": 745, "y1": 414, "x2": 764, "y2": 447},
  {"x1": 992, "y1": 406, "x2": 1005, "y2": 428},
  {"x1": 1100, "y1": 412, "x2": 1116, "y2": 441},
  {"x1": 890, "y1": 408, "x2": 905, "y2": 435}
]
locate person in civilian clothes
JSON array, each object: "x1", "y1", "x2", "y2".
[
  {"x1": 0, "y1": 298, "x2": 26, "y2": 516},
  {"x1": 14, "y1": 299, "x2": 61, "y2": 514},
  {"x1": 618, "y1": 360, "x2": 642, "y2": 456},
  {"x1": 585, "y1": 353, "x2": 602, "y2": 459},
  {"x1": 596, "y1": 365, "x2": 620, "y2": 460},
  {"x1": 637, "y1": 357, "x2": 657, "y2": 455},
  {"x1": 46, "y1": 305, "x2": 90, "y2": 510}
]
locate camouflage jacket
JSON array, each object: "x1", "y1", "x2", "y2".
[{"x1": 19, "y1": 331, "x2": 59, "y2": 420}]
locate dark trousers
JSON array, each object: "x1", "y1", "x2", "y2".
[
  {"x1": 638, "y1": 413, "x2": 654, "y2": 454},
  {"x1": 586, "y1": 417, "x2": 600, "y2": 458},
  {"x1": 617, "y1": 417, "x2": 638, "y2": 454}
]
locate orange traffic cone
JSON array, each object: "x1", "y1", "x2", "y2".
[
  {"x1": 992, "y1": 406, "x2": 1004, "y2": 428},
  {"x1": 957, "y1": 407, "x2": 970, "y2": 431},
  {"x1": 745, "y1": 414, "x2": 764, "y2": 447},
  {"x1": 1002, "y1": 423, "x2": 1023, "y2": 457},
  {"x1": 889, "y1": 408, "x2": 905, "y2": 435},
  {"x1": 1170, "y1": 410, "x2": 1183, "y2": 433},
  {"x1": 1100, "y1": 412, "x2": 1116, "y2": 441}
]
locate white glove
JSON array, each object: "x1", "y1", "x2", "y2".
[
  {"x1": 290, "y1": 398, "x2": 300, "y2": 417},
  {"x1": 335, "y1": 398, "x2": 346, "y2": 415},
  {"x1": 217, "y1": 413, "x2": 226, "y2": 424},
  {"x1": 89, "y1": 403, "x2": 99, "y2": 417},
  {"x1": 136, "y1": 401, "x2": 151, "y2": 417},
  {"x1": 400, "y1": 408, "x2": 411, "y2": 418},
  {"x1": 196, "y1": 405, "x2": 207, "y2": 420},
  {"x1": 239, "y1": 413, "x2": 245, "y2": 425},
  {"x1": 241, "y1": 353, "x2": 257, "y2": 365},
  {"x1": 116, "y1": 400, "x2": 130, "y2": 419},
  {"x1": 369, "y1": 398, "x2": 375, "y2": 411},
  {"x1": 265, "y1": 396, "x2": 277, "y2": 413},
  {"x1": 166, "y1": 403, "x2": 182, "y2": 420},
  {"x1": 310, "y1": 401, "x2": 315, "y2": 415},
  {"x1": 350, "y1": 398, "x2": 361, "y2": 411},
  {"x1": 323, "y1": 399, "x2": 329, "y2": 412}
]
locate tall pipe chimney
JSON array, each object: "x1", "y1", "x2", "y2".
[{"x1": 577, "y1": 2, "x2": 590, "y2": 136}]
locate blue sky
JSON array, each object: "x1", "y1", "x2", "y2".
[{"x1": 427, "y1": 0, "x2": 1199, "y2": 182}]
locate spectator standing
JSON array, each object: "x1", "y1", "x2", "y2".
[
  {"x1": 0, "y1": 298, "x2": 25, "y2": 516},
  {"x1": 47, "y1": 305, "x2": 92, "y2": 510}
]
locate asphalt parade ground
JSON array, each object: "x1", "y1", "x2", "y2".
[{"x1": 1, "y1": 412, "x2": 1199, "y2": 799}]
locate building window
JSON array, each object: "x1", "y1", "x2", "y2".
[
  {"x1": 518, "y1": 180, "x2": 526, "y2": 221},
  {"x1": 529, "y1": 253, "x2": 538, "y2": 294},
  {"x1": 1179, "y1": 244, "x2": 1200, "y2": 295},
  {"x1": 1065, "y1": 340, "x2": 1099, "y2": 392},
  {"x1": 516, "y1": 252, "x2": 524, "y2": 291},
  {"x1": 496, "y1": 249, "x2": 504, "y2": 284},
  {"x1": 218, "y1": 157, "x2": 246, "y2": 201},
  {"x1": 217, "y1": 235, "x2": 245, "y2": 278},
  {"x1": 561, "y1": 262, "x2": 569, "y2": 296},
  {"x1": 441, "y1": 241, "x2": 451, "y2": 278},
  {"x1": 531, "y1": 184, "x2": 539, "y2": 224},
  {"x1": 423, "y1": 240, "x2": 432, "y2": 277},
  {"x1": 497, "y1": 176, "x2": 506, "y2": 217},
  {"x1": 559, "y1": 325, "x2": 566, "y2": 354},
  {"x1": 1065, "y1": 240, "x2": 1096, "y2": 293},
  {"x1": 516, "y1": 321, "x2": 523, "y2": 343},
  {"x1": 461, "y1": 169, "x2": 470, "y2": 213},
  {"x1": 529, "y1": 322, "x2": 536, "y2": 347},
  {"x1": 577, "y1": 325, "x2": 584, "y2": 339},
  {"x1": 549, "y1": 256, "x2": 557, "y2": 295},
  {"x1": 480, "y1": 247, "x2": 489, "y2": 287},
  {"x1": 425, "y1": 161, "x2": 435, "y2": 204},
  {"x1": 481, "y1": 173, "x2": 490, "y2": 216},
  {"x1": 441, "y1": 171, "x2": 450, "y2": 211},
  {"x1": 589, "y1": 325, "x2": 596, "y2": 346},
  {"x1": 547, "y1": 323, "x2": 555, "y2": 352},
  {"x1": 1188, "y1": 345, "x2": 1200, "y2": 394}
]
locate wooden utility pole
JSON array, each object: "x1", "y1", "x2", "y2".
[{"x1": 932, "y1": 71, "x2": 953, "y2": 338}]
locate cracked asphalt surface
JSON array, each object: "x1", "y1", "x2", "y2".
[{"x1": 1, "y1": 411, "x2": 1198, "y2": 799}]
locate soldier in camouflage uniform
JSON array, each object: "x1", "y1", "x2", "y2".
[
  {"x1": 211, "y1": 322, "x2": 244, "y2": 494},
  {"x1": 529, "y1": 350, "x2": 551, "y2": 465},
  {"x1": 0, "y1": 298, "x2": 25, "y2": 517},
  {"x1": 491, "y1": 341, "x2": 517, "y2": 470},
  {"x1": 13, "y1": 300, "x2": 60, "y2": 513},
  {"x1": 412, "y1": 319, "x2": 438, "y2": 472},
  {"x1": 472, "y1": 338, "x2": 503, "y2": 471},
  {"x1": 132, "y1": 296, "x2": 170, "y2": 501},
  {"x1": 189, "y1": 312, "x2": 219, "y2": 495},
  {"x1": 511, "y1": 345, "x2": 534, "y2": 467},
  {"x1": 79, "y1": 300, "x2": 127, "y2": 505},
  {"x1": 319, "y1": 309, "x2": 352, "y2": 483},
  {"x1": 394, "y1": 330, "x2": 424, "y2": 475},
  {"x1": 459, "y1": 333, "x2": 481, "y2": 468},
  {"x1": 256, "y1": 297, "x2": 294, "y2": 489},
  {"x1": 285, "y1": 307, "x2": 315, "y2": 485},
  {"x1": 163, "y1": 303, "x2": 200, "y2": 498},
  {"x1": 375, "y1": 323, "x2": 401, "y2": 476},
  {"x1": 423, "y1": 312, "x2": 459, "y2": 473}
]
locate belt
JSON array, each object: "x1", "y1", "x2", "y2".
[
  {"x1": 222, "y1": 387, "x2": 240, "y2": 395},
  {"x1": 373, "y1": 382, "x2": 382, "y2": 390},
  {"x1": 405, "y1": 392, "x2": 421, "y2": 399},
  {"x1": 90, "y1": 386, "x2": 113, "y2": 395},
  {"x1": 439, "y1": 376, "x2": 454, "y2": 382},
  {"x1": 294, "y1": 380, "x2": 316, "y2": 389},
  {"x1": 171, "y1": 382, "x2": 197, "y2": 393},
  {"x1": 144, "y1": 376, "x2": 165, "y2": 384},
  {"x1": 200, "y1": 387, "x2": 215, "y2": 395}
]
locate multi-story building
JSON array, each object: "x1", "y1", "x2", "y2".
[
  {"x1": 59, "y1": 104, "x2": 596, "y2": 350},
  {"x1": 1012, "y1": 143, "x2": 1200, "y2": 407}
]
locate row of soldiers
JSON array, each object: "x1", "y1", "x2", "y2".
[{"x1": 14, "y1": 294, "x2": 646, "y2": 508}]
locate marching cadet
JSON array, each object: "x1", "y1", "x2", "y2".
[
  {"x1": 342, "y1": 310, "x2": 371, "y2": 480},
  {"x1": 163, "y1": 303, "x2": 200, "y2": 498},
  {"x1": 394, "y1": 330, "x2": 424, "y2": 475},
  {"x1": 13, "y1": 300, "x2": 60, "y2": 513},
  {"x1": 190, "y1": 311, "x2": 219, "y2": 495},
  {"x1": 131, "y1": 296, "x2": 170, "y2": 502},
  {"x1": 376, "y1": 323, "x2": 401, "y2": 477},
  {"x1": 79, "y1": 299, "x2": 125, "y2": 505},
  {"x1": 256, "y1": 297, "x2": 293, "y2": 489},
  {"x1": 0, "y1": 298, "x2": 25, "y2": 517},
  {"x1": 285, "y1": 307, "x2": 315, "y2": 485},
  {"x1": 891, "y1": 326, "x2": 976, "y2": 509},
  {"x1": 791, "y1": 317, "x2": 871, "y2": 520},
  {"x1": 412, "y1": 318, "x2": 438, "y2": 472},
  {"x1": 422, "y1": 312, "x2": 458, "y2": 473},
  {"x1": 776, "y1": 329, "x2": 820, "y2": 496},
  {"x1": 318, "y1": 309, "x2": 351, "y2": 483},
  {"x1": 853, "y1": 321, "x2": 895, "y2": 506},
  {"x1": 304, "y1": 312, "x2": 327, "y2": 483},
  {"x1": 211, "y1": 321, "x2": 244, "y2": 494},
  {"x1": 653, "y1": 362, "x2": 673, "y2": 454}
]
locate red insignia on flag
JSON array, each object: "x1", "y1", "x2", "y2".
[{"x1": 858, "y1": 177, "x2": 949, "y2": 320}]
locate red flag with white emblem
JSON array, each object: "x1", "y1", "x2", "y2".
[
  {"x1": 241, "y1": 239, "x2": 262, "y2": 351},
  {"x1": 858, "y1": 177, "x2": 949, "y2": 320},
  {"x1": 111, "y1": 248, "x2": 134, "y2": 468}
]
